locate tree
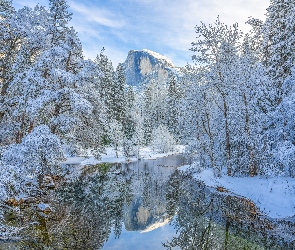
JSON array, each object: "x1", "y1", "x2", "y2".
[
  {"x1": 95, "y1": 48, "x2": 115, "y2": 120},
  {"x1": 179, "y1": 65, "x2": 224, "y2": 175},
  {"x1": 1, "y1": 125, "x2": 64, "y2": 199},
  {"x1": 0, "y1": 1, "x2": 107, "y2": 159},
  {"x1": 48, "y1": 0, "x2": 72, "y2": 46},
  {"x1": 0, "y1": 0, "x2": 18, "y2": 104},
  {"x1": 0, "y1": 3, "x2": 49, "y2": 127},
  {"x1": 108, "y1": 120, "x2": 124, "y2": 158},
  {"x1": 70, "y1": 59, "x2": 107, "y2": 157},
  {"x1": 122, "y1": 87, "x2": 144, "y2": 159},
  {"x1": 142, "y1": 80, "x2": 168, "y2": 144},
  {"x1": 262, "y1": 0, "x2": 295, "y2": 106},
  {"x1": 149, "y1": 125, "x2": 176, "y2": 153},
  {"x1": 113, "y1": 63, "x2": 126, "y2": 122},
  {"x1": 167, "y1": 75, "x2": 182, "y2": 141},
  {"x1": 260, "y1": 69, "x2": 295, "y2": 177},
  {"x1": 190, "y1": 17, "x2": 243, "y2": 176}
]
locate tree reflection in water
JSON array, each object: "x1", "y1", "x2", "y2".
[
  {"x1": 164, "y1": 170, "x2": 295, "y2": 250},
  {"x1": 0, "y1": 158, "x2": 177, "y2": 249},
  {"x1": 1, "y1": 163, "x2": 134, "y2": 249},
  {"x1": 0, "y1": 158, "x2": 295, "y2": 249}
]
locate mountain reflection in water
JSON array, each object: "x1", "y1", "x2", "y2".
[{"x1": 0, "y1": 155, "x2": 294, "y2": 249}]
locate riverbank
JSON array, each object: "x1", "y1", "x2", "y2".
[
  {"x1": 179, "y1": 166, "x2": 295, "y2": 219},
  {"x1": 63, "y1": 145, "x2": 185, "y2": 165}
]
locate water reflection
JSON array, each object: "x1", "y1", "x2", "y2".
[
  {"x1": 164, "y1": 170, "x2": 295, "y2": 250},
  {"x1": 0, "y1": 155, "x2": 294, "y2": 249}
]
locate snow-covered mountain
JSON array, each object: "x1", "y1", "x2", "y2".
[{"x1": 123, "y1": 49, "x2": 180, "y2": 87}]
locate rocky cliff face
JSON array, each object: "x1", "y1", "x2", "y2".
[{"x1": 123, "y1": 49, "x2": 177, "y2": 87}]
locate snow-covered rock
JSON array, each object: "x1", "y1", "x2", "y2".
[{"x1": 123, "y1": 49, "x2": 181, "y2": 87}]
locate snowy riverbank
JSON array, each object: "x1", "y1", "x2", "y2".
[
  {"x1": 179, "y1": 166, "x2": 295, "y2": 219},
  {"x1": 63, "y1": 145, "x2": 185, "y2": 165}
]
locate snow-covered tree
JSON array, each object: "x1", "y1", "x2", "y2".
[
  {"x1": 113, "y1": 63, "x2": 127, "y2": 122},
  {"x1": 0, "y1": 1, "x2": 106, "y2": 159},
  {"x1": 95, "y1": 48, "x2": 115, "y2": 119},
  {"x1": 108, "y1": 120, "x2": 124, "y2": 158},
  {"x1": 262, "y1": 0, "x2": 295, "y2": 106},
  {"x1": 122, "y1": 87, "x2": 144, "y2": 159},
  {"x1": 0, "y1": 3, "x2": 49, "y2": 127},
  {"x1": 142, "y1": 80, "x2": 168, "y2": 144},
  {"x1": 167, "y1": 75, "x2": 182, "y2": 141},
  {"x1": 260, "y1": 68, "x2": 295, "y2": 177},
  {"x1": 179, "y1": 66, "x2": 224, "y2": 175},
  {"x1": 0, "y1": 1, "x2": 18, "y2": 105},
  {"x1": 48, "y1": 0, "x2": 72, "y2": 46},
  {"x1": 150, "y1": 125, "x2": 176, "y2": 153},
  {"x1": 69, "y1": 59, "x2": 106, "y2": 157},
  {"x1": 190, "y1": 17, "x2": 243, "y2": 176},
  {"x1": 1, "y1": 125, "x2": 64, "y2": 198}
]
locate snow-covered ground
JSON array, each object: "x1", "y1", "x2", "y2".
[
  {"x1": 62, "y1": 145, "x2": 185, "y2": 166},
  {"x1": 179, "y1": 166, "x2": 295, "y2": 219}
]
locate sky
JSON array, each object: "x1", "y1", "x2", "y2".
[{"x1": 13, "y1": 0, "x2": 270, "y2": 67}]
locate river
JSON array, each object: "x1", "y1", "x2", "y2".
[{"x1": 0, "y1": 155, "x2": 294, "y2": 249}]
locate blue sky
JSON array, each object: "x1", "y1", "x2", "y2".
[{"x1": 14, "y1": 0, "x2": 270, "y2": 67}]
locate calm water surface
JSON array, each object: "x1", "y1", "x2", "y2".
[{"x1": 0, "y1": 155, "x2": 294, "y2": 249}]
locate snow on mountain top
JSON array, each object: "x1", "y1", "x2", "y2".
[{"x1": 134, "y1": 49, "x2": 175, "y2": 67}]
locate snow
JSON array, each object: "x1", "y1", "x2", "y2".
[
  {"x1": 141, "y1": 49, "x2": 175, "y2": 67},
  {"x1": 167, "y1": 67, "x2": 184, "y2": 77},
  {"x1": 63, "y1": 157, "x2": 87, "y2": 165},
  {"x1": 177, "y1": 165, "x2": 190, "y2": 172},
  {"x1": 179, "y1": 167, "x2": 295, "y2": 219},
  {"x1": 139, "y1": 145, "x2": 184, "y2": 159},
  {"x1": 37, "y1": 203, "x2": 50, "y2": 210},
  {"x1": 139, "y1": 56, "x2": 153, "y2": 75},
  {"x1": 63, "y1": 145, "x2": 185, "y2": 166}
]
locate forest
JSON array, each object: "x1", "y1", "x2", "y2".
[{"x1": 0, "y1": 0, "x2": 295, "y2": 241}]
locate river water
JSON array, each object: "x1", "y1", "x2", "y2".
[{"x1": 0, "y1": 155, "x2": 294, "y2": 249}]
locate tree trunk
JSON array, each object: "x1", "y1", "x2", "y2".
[
  {"x1": 115, "y1": 142, "x2": 118, "y2": 158},
  {"x1": 224, "y1": 219, "x2": 230, "y2": 250},
  {"x1": 243, "y1": 93, "x2": 257, "y2": 176},
  {"x1": 223, "y1": 99, "x2": 231, "y2": 176}
]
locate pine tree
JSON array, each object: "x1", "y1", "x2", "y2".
[
  {"x1": 95, "y1": 48, "x2": 115, "y2": 121},
  {"x1": 122, "y1": 86, "x2": 136, "y2": 157},
  {"x1": 167, "y1": 75, "x2": 181, "y2": 141},
  {"x1": 142, "y1": 80, "x2": 168, "y2": 145},
  {"x1": 48, "y1": 0, "x2": 72, "y2": 46},
  {"x1": 113, "y1": 63, "x2": 126, "y2": 122},
  {"x1": 262, "y1": 0, "x2": 295, "y2": 106},
  {"x1": 122, "y1": 86, "x2": 145, "y2": 159},
  {"x1": 122, "y1": 86, "x2": 135, "y2": 140}
]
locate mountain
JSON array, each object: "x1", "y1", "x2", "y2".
[{"x1": 123, "y1": 49, "x2": 180, "y2": 87}]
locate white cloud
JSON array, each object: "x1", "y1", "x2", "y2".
[
  {"x1": 69, "y1": 1, "x2": 125, "y2": 28},
  {"x1": 114, "y1": 0, "x2": 270, "y2": 66}
]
